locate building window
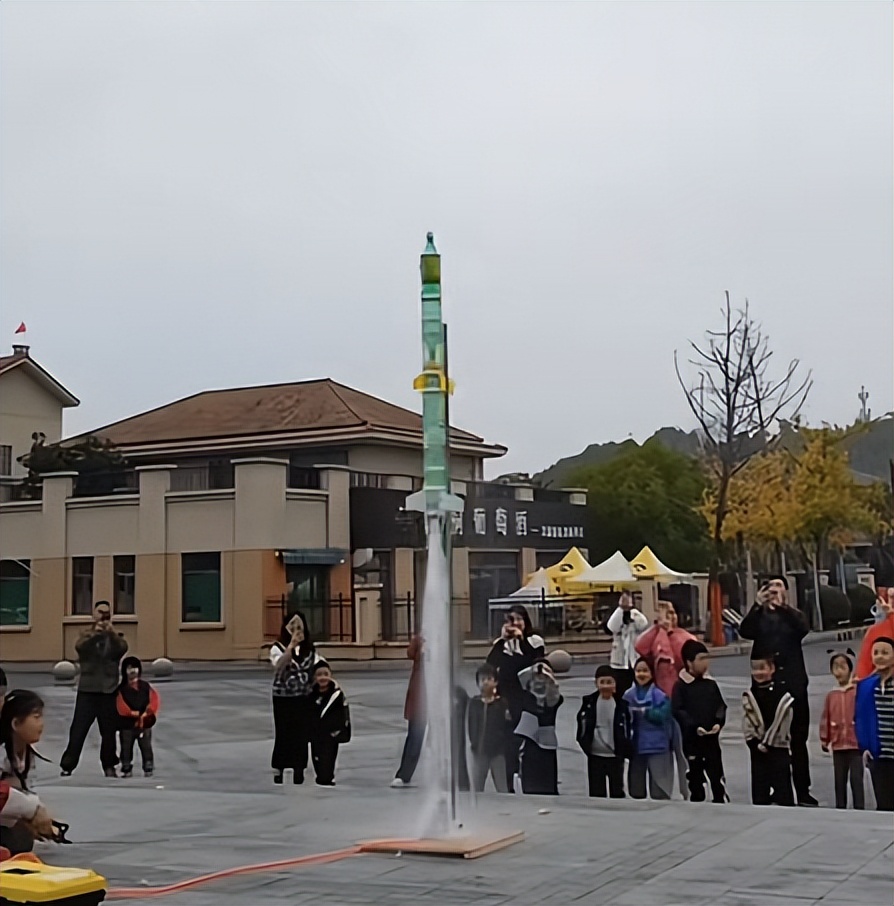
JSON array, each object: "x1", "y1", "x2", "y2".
[
  {"x1": 114, "y1": 555, "x2": 136, "y2": 615},
  {"x1": 72, "y1": 557, "x2": 95, "y2": 615},
  {"x1": 0, "y1": 445, "x2": 11, "y2": 476},
  {"x1": 181, "y1": 552, "x2": 221, "y2": 623},
  {"x1": 468, "y1": 552, "x2": 521, "y2": 640},
  {"x1": 0, "y1": 559, "x2": 30, "y2": 626}
]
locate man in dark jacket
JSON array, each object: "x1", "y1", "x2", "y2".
[
  {"x1": 60, "y1": 601, "x2": 128, "y2": 777},
  {"x1": 738, "y1": 576, "x2": 816, "y2": 806}
]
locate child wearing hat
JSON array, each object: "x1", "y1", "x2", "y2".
[
  {"x1": 855, "y1": 636, "x2": 894, "y2": 811},
  {"x1": 819, "y1": 648, "x2": 863, "y2": 809},
  {"x1": 671, "y1": 640, "x2": 728, "y2": 803}
]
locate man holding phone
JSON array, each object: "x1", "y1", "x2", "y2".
[
  {"x1": 60, "y1": 601, "x2": 128, "y2": 778},
  {"x1": 739, "y1": 576, "x2": 817, "y2": 806}
]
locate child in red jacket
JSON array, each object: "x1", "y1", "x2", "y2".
[
  {"x1": 819, "y1": 649, "x2": 863, "y2": 810},
  {"x1": 117, "y1": 657, "x2": 160, "y2": 778}
]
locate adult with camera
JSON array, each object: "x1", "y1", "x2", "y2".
[
  {"x1": 605, "y1": 591, "x2": 649, "y2": 697},
  {"x1": 60, "y1": 601, "x2": 128, "y2": 778},
  {"x1": 739, "y1": 576, "x2": 817, "y2": 806}
]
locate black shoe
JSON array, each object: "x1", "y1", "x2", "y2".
[
  {"x1": 60, "y1": 770, "x2": 72, "y2": 777},
  {"x1": 144, "y1": 768, "x2": 154, "y2": 777},
  {"x1": 292, "y1": 772, "x2": 304, "y2": 785},
  {"x1": 797, "y1": 795, "x2": 819, "y2": 807},
  {"x1": 273, "y1": 772, "x2": 284, "y2": 785},
  {"x1": 104, "y1": 767, "x2": 118, "y2": 778},
  {"x1": 315, "y1": 779, "x2": 335, "y2": 787}
]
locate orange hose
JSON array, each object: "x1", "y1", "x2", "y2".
[{"x1": 106, "y1": 846, "x2": 363, "y2": 899}]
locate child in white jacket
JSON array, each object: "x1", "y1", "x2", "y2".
[{"x1": 606, "y1": 593, "x2": 649, "y2": 697}]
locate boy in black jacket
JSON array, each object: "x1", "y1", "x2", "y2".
[
  {"x1": 309, "y1": 664, "x2": 350, "y2": 786},
  {"x1": 672, "y1": 641, "x2": 728, "y2": 803},
  {"x1": 467, "y1": 664, "x2": 511, "y2": 793},
  {"x1": 576, "y1": 664, "x2": 633, "y2": 798},
  {"x1": 742, "y1": 655, "x2": 795, "y2": 806}
]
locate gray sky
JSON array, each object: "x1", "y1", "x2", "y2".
[{"x1": 2, "y1": 2, "x2": 891, "y2": 477}]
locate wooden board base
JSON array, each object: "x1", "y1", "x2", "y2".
[{"x1": 358, "y1": 830, "x2": 524, "y2": 860}]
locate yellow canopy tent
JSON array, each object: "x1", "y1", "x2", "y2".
[
  {"x1": 565, "y1": 550, "x2": 639, "y2": 592},
  {"x1": 542, "y1": 547, "x2": 592, "y2": 595},
  {"x1": 630, "y1": 546, "x2": 693, "y2": 583}
]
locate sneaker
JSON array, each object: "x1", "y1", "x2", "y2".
[
  {"x1": 143, "y1": 769, "x2": 153, "y2": 778},
  {"x1": 390, "y1": 778, "x2": 409, "y2": 789},
  {"x1": 315, "y1": 780, "x2": 336, "y2": 787},
  {"x1": 104, "y1": 767, "x2": 118, "y2": 779},
  {"x1": 60, "y1": 770, "x2": 72, "y2": 777},
  {"x1": 273, "y1": 772, "x2": 284, "y2": 785},
  {"x1": 121, "y1": 768, "x2": 133, "y2": 779},
  {"x1": 797, "y1": 795, "x2": 819, "y2": 807}
]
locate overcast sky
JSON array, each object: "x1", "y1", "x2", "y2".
[{"x1": 2, "y1": 2, "x2": 891, "y2": 476}]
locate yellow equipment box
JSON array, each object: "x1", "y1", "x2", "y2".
[{"x1": 0, "y1": 854, "x2": 106, "y2": 905}]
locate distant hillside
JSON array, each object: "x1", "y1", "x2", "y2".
[{"x1": 534, "y1": 416, "x2": 894, "y2": 489}]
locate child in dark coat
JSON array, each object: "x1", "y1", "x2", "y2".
[
  {"x1": 742, "y1": 655, "x2": 795, "y2": 806},
  {"x1": 672, "y1": 640, "x2": 728, "y2": 803},
  {"x1": 309, "y1": 664, "x2": 350, "y2": 786},
  {"x1": 576, "y1": 665, "x2": 632, "y2": 798},
  {"x1": 467, "y1": 664, "x2": 512, "y2": 793},
  {"x1": 515, "y1": 659, "x2": 563, "y2": 795},
  {"x1": 116, "y1": 657, "x2": 160, "y2": 778}
]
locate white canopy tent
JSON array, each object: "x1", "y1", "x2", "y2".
[
  {"x1": 565, "y1": 550, "x2": 639, "y2": 591},
  {"x1": 508, "y1": 568, "x2": 557, "y2": 598}
]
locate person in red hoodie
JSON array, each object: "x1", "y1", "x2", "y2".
[
  {"x1": 116, "y1": 657, "x2": 160, "y2": 778},
  {"x1": 819, "y1": 648, "x2": 863, "y2": 809},
  {"x1": 390, "y1": 635, "x2": 425, "y2": 788},
  {"x1": 855, "y1": 588, "x2": 894, "y2": 681}
]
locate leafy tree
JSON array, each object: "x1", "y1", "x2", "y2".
[
  {"x1": 571, "y1": 440, "x2": 712, "y2": 572},
  {"x1": 18, "y1": 433, "x2": 127, "y2": 496}
]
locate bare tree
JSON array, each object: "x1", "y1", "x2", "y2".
[{"x1": 675, "y1": 292, "x2": 812, "y2": 555}]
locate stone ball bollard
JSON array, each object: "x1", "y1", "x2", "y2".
[
  {"x1": 53, "y1": 660, "x2": 77, "y2": 685},
  {"x1": 547, "y1": 649, "x2": 573, "y2": 674},
  {"x1": 151, "y1": 658, "x2": 174, "y2": 679}
]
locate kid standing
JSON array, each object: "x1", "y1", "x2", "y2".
[
  {"x1": 467, "y1": 664, "x2": 511, "y2": 793},
  {"x1": 308, "y1": 664, "x2": 350, "y2": 786},
  {"x1": 742, "y1": 656, "x2": 795, "y2": 806},
  {"x1": 855, "y1": 636, "x2": 894, "y2": 811},
  {"x1": 116, "y1": 657, "x2": 160, "y2": 778},
  {"x1": 819, "y1": 649, "x2": 863, "y2": 809},
  {"x1": 623, "y1": 658, "x2": 673, "y2": 800},
  {"x1": 515, "y1": 659, "x2": 563, "y2": 795},
  {"x1": 576, "y1": 665, "x2": 632, "y2": 799},
  {"x1": 672, "y1": 640, "x2": 728, "y2": 803}
]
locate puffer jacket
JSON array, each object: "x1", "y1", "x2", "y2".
[{"x1": 75, "y1": 628, "x2": 128, "y2": 694}]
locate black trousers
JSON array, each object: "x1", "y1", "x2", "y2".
[
  {"x1": 749, "y1": 744, "x2": 794, "y2": 806},
  {"x1": 832, "y1": 750, "x2": 864, "y2": 810},
  {"x1": 271, "y1": 696, "x2": 312, "y2": 775},
  {"x1": 789, "y1": 692, "x2": 812, "y2": 801},
  {"x1": 519, "y1": 740, "x2": 558, "y2": 795},
  {"x1": 685, "y1": 736, "x2": 727, "y2": 803},
  {"x1": 120, "y1": 728, "x2": 154, "y2": 772},
  {"x1": 395, "y1": 718, "x2": 426, "y2": 783},
  {"x1": 60, "y1": 691, "x2": 119, "y2": 773},
  {"x1": 870, "y1": 757, "x2": 894, "y2": 811},
  {"x1": 587, "y1": 754, "x2": 625, "y2": 798},
  {"x1": 611, "y1": 668, "x2": 635, "y2": 698},
  {"x1": 311, "y1": 733, "x2": 339, "y2": 784}
]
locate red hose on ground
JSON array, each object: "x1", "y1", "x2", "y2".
[{"x1": 106, "y1": 845, "x2": 364, "y2": 900}]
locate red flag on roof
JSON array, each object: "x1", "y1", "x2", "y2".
[{"x1": 15, "y1": 322, "x2": 26, "y2": 334}]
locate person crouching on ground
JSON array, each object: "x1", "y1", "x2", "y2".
[
  {"x1": 742, "y1": 656, "x2": 795, "y2": 806},
  {"x1": 309, "y1": 664, "x2": 350, "y2": 787},
  {"x1": 672, "y1": 641, "x2": 728, "y2": 803},
  {"x1": 468, "y1": 664, "x2": 511, "y2": 793},
  {"x1": 0, "y1": 691, "x2": 55, "y2": 855},
  {"x1": 116, "y1": 657, "x2": 160, "y2": 778},
  {"x1": 576, "y1": 665, "x2": 632, "y2": 799},
  {"x1": 623, "y1": 657, "x2": 674, "y2": 800},
  {"x1": 855, "y1": 636, "x2": 894, "y2": 811},
  {"x1": 819, "y1": 649, "x2": 863, "y2": 810},
  {"x1": 515, "y1": 659, "x2": 563, "y2": 795}
]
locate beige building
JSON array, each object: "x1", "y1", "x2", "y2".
[
  {"x1": 1, "y1": 376, "x2": 588, "y2": 662},
  {"x1": 0, "y1": 345, "x2": 79, "y2": 478}
]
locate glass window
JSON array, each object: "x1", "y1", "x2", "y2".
[
  {"x1": 0, "y1": 445, "x2": 12, "y2": 476},
  {"x1": 114, "y1": 555, "x2": 136, "y2": 615},
  {"x1": 181, "y1": 552, "x2": 221, "y2": 623},
  {"x1": 0, "y1": 559, "x2": 30, "y2": 626},
  {"x1": 468, "y1": 552, "x2": 520, "y2": 639},
  {"x1": 72, "y1": 557, "x2": 95, "y2": 615}
]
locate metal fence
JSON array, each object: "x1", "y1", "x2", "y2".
[
  {"x1": 280, "y1": 594, "x2": 355, "y2": 643},
  {"x1": 487, "y1": 592, "x2": 615, "y2": 640}
]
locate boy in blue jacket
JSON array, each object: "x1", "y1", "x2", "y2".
[{"x1": 855, "y1": 636, "x2": 894, "y2": 811}]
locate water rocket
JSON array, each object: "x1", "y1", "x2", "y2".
[{"x1": 406, "y1": 233, "x2": 464, "y2": 529}]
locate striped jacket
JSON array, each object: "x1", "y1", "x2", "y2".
[{"x1": 742, "y1": 686, "x2": 795, "y2": 750}]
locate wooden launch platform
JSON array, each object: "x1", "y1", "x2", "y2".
[{"x1": 358, "y1": 830, "x2": 524, "y2": 860}]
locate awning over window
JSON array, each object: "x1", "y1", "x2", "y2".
[{"x1": 279, "y1": 549, "x2": 348, "y2": 566}]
